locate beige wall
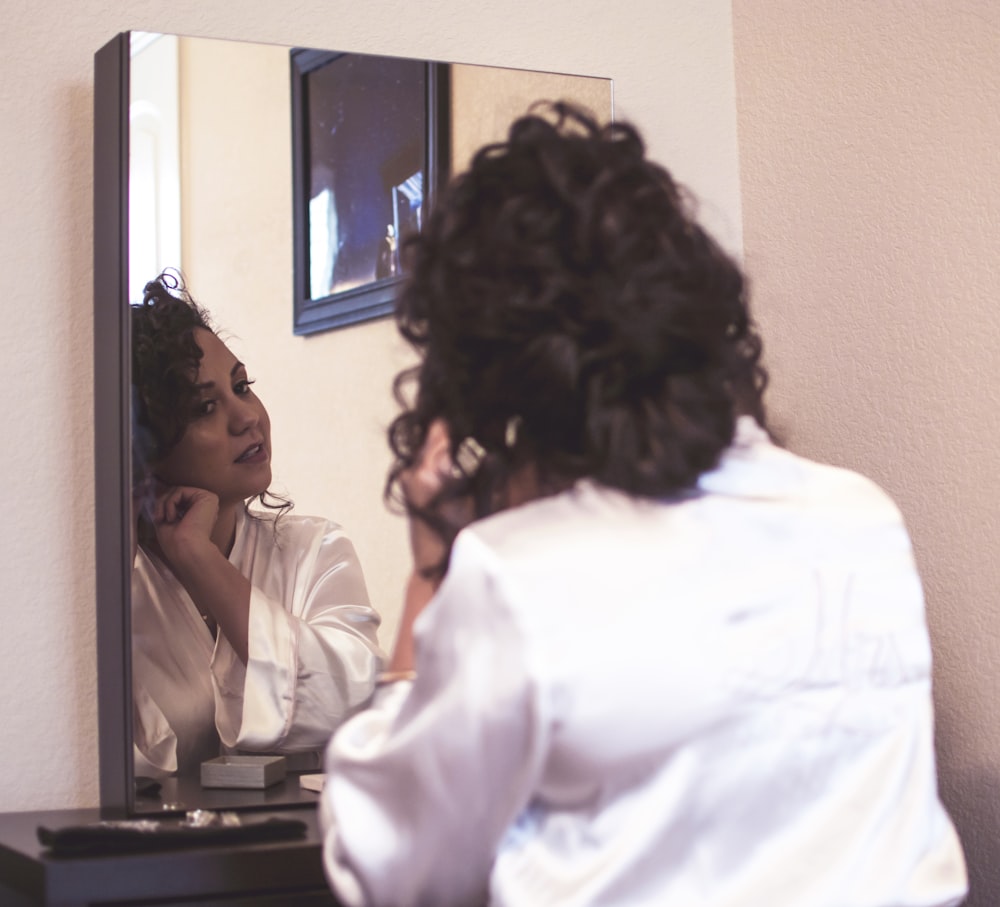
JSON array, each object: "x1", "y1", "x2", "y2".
[
  {"x1": 0, "y1": 0, "x2": 739, "y2": 813},
  {"x1": 734, "y1": 1, "x2": 1000, "y2": 901},
  {"x1": 449, "y1": 65, "x2": 614, "y2": 171}
]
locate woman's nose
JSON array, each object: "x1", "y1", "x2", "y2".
[{"x1": 229, "y1": 398, "x2": 259, "y2": 433}]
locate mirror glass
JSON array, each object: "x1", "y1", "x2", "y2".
[{"x1": 121, "y1": 31, "x2": 612, "y2": 814}]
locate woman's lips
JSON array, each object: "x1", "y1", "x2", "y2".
[{"x1": 235, "y1": 443, "x2": 267, "y2": 464}]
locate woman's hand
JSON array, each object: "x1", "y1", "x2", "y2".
[
  {"x1": 389, "y1": 419, "x2": 471, "y2": 674},
  {"x1": 146, "y1": 482, "x2": 252, "y2": 663},
  {"x1": 400, "y1": 420, "x2": 457, "y2": 574},
  {"x1": 149, "y1": 483, "x2": 221, "y2": 569}
]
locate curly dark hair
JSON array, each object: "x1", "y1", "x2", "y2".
[
  {"x1": 131, "y1": 270, "x2": 289, "y2": 517},
  {"x1": 387, "y1": 102, "x2": 768, "y2": 562},
  {"x1": 131, "y1": 271, "x2": 213, "y2": 468}
]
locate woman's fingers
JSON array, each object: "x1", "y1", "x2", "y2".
[
  {"x1": 401, "y1": 419, "x2": 454, "y2": 509},
  {"x1": 150, "y1": 484, "x2": 220, "y2": 546},
  {"x1": 402, "y1": 419, "x2": 483, "y2": 575},
  {"x1": 153, "y1": 485, "x2": 191, "y2": 524}
]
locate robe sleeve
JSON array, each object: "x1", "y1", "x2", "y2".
[
  {"x1": 132, "y1": 682, "x2": 177, "y2": 776},
  {"x1": 319, "y1": 532, "x2": 550, "y2": 907},
  {"x1": 211, "y1": 521, "x2": 385, "y2": 753}
]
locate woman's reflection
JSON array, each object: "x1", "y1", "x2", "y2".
[{"x1": 129, "y1": 271, "x2": 384, "y2": 778}]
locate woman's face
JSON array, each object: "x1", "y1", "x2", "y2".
[{"x1": 155, "y1": 328, "x2": 272, "y2": 507}]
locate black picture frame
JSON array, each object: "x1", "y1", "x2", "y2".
[{"x1": 291, "y1": 48, "x2": 450, "y2": 335}]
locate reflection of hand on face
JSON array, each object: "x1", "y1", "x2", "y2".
[
  {"x1": 143, "y1": 474, "x2": 252, "y2": 661},
  {"x1": 142, "y1": 327, "x2": 272, "y2": 563},
  {"x1": 130, "y1": 300, "x2": 271, "y2": 664},
  {"x1": 138, "y1": 327, "x2": 272, "y2": 664},
  {"x1": 148, "y1": 482, "x2": 222, "y2": 568}
]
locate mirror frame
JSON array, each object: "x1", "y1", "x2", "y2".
[
  {"x1": 92, "y1": 31, "x2": 450, "y2": 816},
  {"x1": 93, "y1": 31, "x2": 132, "y2": 817},
  {"x1": 93, "y1": 31, "x2": 614, "y2": 816}
]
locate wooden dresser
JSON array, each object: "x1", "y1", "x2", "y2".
[{"x1": 0, "y1": 806, "x2": 339, "y2": 906}]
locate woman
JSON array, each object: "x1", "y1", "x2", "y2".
[
  {"x1": 320, "y1": 105, "x2": 966, "y2": 906},
  {"x1": 131, "y1": 273, "x2": 384, "y2": 777}
]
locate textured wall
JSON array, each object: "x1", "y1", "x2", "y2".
[
  {"x1": 734, "y1": 1, "x2": 1000, "y2": 901},
  {"x1": 0, "y1": 0, "x2": 739, "y2": 812}
]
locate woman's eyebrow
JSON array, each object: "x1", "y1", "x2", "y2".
[{"x1": 193, "y1": 362, "x2": 246, "y2": 392}]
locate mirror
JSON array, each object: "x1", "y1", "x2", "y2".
[{"x1": 94, "y1": 30, "x2": 613, "y2": 816}]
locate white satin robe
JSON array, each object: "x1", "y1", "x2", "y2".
[
  {"x1": 321, "y1": 418, "x2": 966, "y2": 907},
  {"x1": 132, "y1": 508, "x2": 385, "y2": 776}
]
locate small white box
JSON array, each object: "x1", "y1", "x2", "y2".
[
  {"x1": 299, "y1": 773, "x2": 325, "y2": 793},
  {"x1": 200, "y1": 755, "x2": 287, "y2": 789}
]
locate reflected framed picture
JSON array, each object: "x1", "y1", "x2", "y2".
[{"x1": 291, "y1": 48, "x2": 450, "y2": 334}]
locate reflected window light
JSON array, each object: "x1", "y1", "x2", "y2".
[
  {"x1": 393, "y1": 171, "x2": 423, "y2": 240},
  {"x1": 309, "y1": 188, "x2": 338, "y2": 299},
  {"x1": 128, "y1": 33, "x2": 181, "y2": 304},
  {"x1": 129, "y1": 124, "x2": 160, "y2": 303}
]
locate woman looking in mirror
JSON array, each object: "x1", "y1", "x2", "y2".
[
  {"x1": 130, "y1": 273, "x2": 384, "y2": 778},
  {"x1": 319, "y1": 105, "x2": 966, "y2": 906}
]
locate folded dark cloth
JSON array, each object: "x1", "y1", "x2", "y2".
[{"x1": 37, "y1": 816, "x2": 307, "y2": 857}]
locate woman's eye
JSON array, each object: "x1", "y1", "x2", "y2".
[
  {"x1": 195, "y1": 399, "x2": 216, "y2": 417},
  {"x1": 234, "y1": 378, "x2": 256, "y2": 396}
]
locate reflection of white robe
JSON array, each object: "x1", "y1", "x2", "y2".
[
  {"x1": 132, "y1": 508, "x2": 384, "y2": 777},
  {"x1": 322, "y1": 418, "x2": 966, "y2": 907}
]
